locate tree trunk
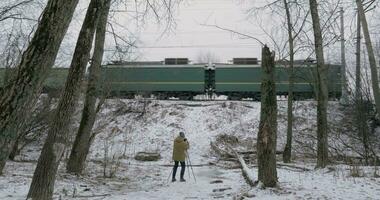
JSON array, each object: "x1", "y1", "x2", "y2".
[
  {"x1": 355, "y1": 12, "x2": 361, "y2": 99},
  {"x1": 356, "y1": 0, "x2": 380, "y2": 116},
  {"x1": 309, "y1": 0, "x2": 329, "y2": 168},
  {"x1": 354, "y1": 10, "x2": 370, "y2": 166},
  {"x1": 0, "y1": 0, "x2": 79, "y2": 174},
  {"x1": 27, "y1": 1, "x2": 105, "y2": 199},
  {"x1": 282, "y1": 0, "x2": 294, "y2": 164},
  {"x1": 67, "y1": 0, "x2": 111, "y2": 174},
  {"x1": 257, "y1": 45, "x2": 278, "y2": 187},
  {"x1": 340, "y1": 7, "x2": 349, "y2": 104}
]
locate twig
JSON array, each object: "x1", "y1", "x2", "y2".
[{"x1": 201, "y1": 23, "x2": 265, "y2": 46}]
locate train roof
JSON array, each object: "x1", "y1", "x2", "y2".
[
  {"x1": 101, "y1": 63, "x2": 340, "y2": 69},
  {"x1": 212, "y1": 64, "x2": 318, "y2": 68},
  {"x1": 102, "y1": 64, "x2": 206, "y2": 68}
]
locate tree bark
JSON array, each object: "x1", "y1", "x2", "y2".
[
  {"x1": 309, "y1": 0, "x2": 329, "y2": 168},
  {"x1": 67, "y1": 0, "x2": 111, "y2": 174},
  {"x1": 354, "y1": 10, "x2": 370, "y2": 165},
  {"x1": 27, "y1": 1, "x2": 105, "y2": 199},
  {"x1": 282, "y1": 0, "x2": 294, "y2": 164},
  {"x1": 355, "y1": 12, "x2": 361, "y2": 99},
  {"x1": 0, "y1": 0, "x2": 79, "y2": 174},
  {"x1": 257, "y1": 45, "x2": 278, "y2": 187},
  {"x1": 340, "y1": 7, "x2": 349, "y2": 104},
  {"x1": 356, "y1": 0, "x2": 380, "y2": 116}
]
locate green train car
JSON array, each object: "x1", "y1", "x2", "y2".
[
  {"x1": 214, "y1": 64, "x2": 342, "y2": 100},
  {"x1": 0, "y1": 68, "x2": 68, "y2": 92},
  {"x1": 99, "y1": 64, "x2": 205, "y2": 99}
]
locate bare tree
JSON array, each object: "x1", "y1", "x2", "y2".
[
  {"x1": 282, "y1": 0, "x2": 295, "y2": 163},
  {"x1": 309, "y1": 0, "x2": 329, "y2": 168},
  {"x1": 0, "y1": 0, "x2": 34, "y2": 22},
  {"x1": 196, "y1": 50, "x2": 220, "y2": 63},
  {"x1": 66, "y1": 0, "x2": 112, "y2": 174},
  {"x1": 9, "y1": 95, "x2": 52, "y2": 160},
  {"x1": 66, "y1": 0, "x2": 183, "y2": 175},
  {"x1": 0, "y1": 0, "x2": 79, "y2": 174},
  {"x1": 104, "y1": 0, "x2": 183, "y2": 62},
  {"x1": 351, "y1": 2, "x2": 380, "y2": 166},
  {"x1": 339, "y1": 7, "x2": 349, "y2": 104},
  {"x1": 257, "y1": 45, "x2": 278, "y2": 187},
  {"x1": 356, "y1": 0, "x2": 380, "y2": 116},
  {"x1": 27, "y1": 0, "x2": 106, "y2": 199},
  {"x1": 245, "y1": 0, "x2": 309, "y2": 164}
]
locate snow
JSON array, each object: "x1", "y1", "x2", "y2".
[
  {"x1": 1, "y1": 99, "x2": 380, "y2": 199},
  {"x1": 245, "y1": 165, "x2": 380, "y2": 200},
  {"x1": 122, "y1": 166, "x2": 245, "y2": 200}
]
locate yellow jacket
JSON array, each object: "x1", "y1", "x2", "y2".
[{"x1": 172, "y1": 136, "x2": 189, "y2": 161}]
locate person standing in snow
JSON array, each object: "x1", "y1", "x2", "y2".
[{"x1": 172, "y1": 131, "x2": 189, "y2": 182}]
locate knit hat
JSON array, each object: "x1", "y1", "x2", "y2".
[{"x1": 179, "y1": 132, "x2": 185, "y2": 138}]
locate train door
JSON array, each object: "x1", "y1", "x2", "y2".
[{"x1": 204, "y1": 62, "x2": 215, "y2": 98}]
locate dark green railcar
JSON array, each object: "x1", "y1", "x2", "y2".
[
  {"x1": 43, "y1": 68, "x2": 69, "y2": 91},
  {"x1": 0, "y1": 68, "x2": 68, "y2": 92},
  {"x1": 100, "y1": 64, "x2": 205, "y2": 99},
  {"x1": 214, "y1": 64, "x2": 341, "y2": 100}
]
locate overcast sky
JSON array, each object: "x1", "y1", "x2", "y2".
[
  {"x1": 53, "y1": 0, "x2": 379, "y2": 66},
  {"x1": 111, "y1": 0, "x2": 269, "y2": 63}
]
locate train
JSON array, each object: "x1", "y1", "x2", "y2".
[{"x1": 0, "y1": 58, "x2": 342, "y2": 100}]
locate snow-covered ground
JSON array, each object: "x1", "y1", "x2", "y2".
[{"x1": 1, "y1": 99, "x2": 380, "y2": 199}]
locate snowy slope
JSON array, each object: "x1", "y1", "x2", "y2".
[
  {"x1": 88, "y1": 99, "x2": 346, "y2": 165},
  {"x1": 1, "y1": 99, "x2": 379, "y2": 200}
]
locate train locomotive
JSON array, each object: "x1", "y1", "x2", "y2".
[{"x1": 0, "y1": 58, "x2": 342, "y2": 100}]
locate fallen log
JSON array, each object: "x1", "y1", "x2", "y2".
[
  {"x1": 226, "y1": 145, "x2": 258, "y2": 187},
  {"x1": 73, "y1": 194, "x2": 111, "y2": 198},
  {"x1": 237, "y1": 150, "x2": 283, "y2": 155}
]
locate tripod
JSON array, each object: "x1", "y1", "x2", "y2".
[
  {"x1": 186, "y1": 150, "x2": 197, "y2": 182},
  {"x1": 167, "y1": 166, "x2": 173, "y2": 183}
]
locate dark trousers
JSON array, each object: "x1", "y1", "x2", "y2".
[{"x1": 172, "y1": 161, "x2": 185, "y2": 179}]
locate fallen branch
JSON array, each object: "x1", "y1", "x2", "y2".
[
  {"x1": 237, "y1": 150, "x2": 283, "y2": 155},
  {"x1": 74, "y1": 194, "x2": 111, "y2": 198},
  {"x1": 226, "y1": 145, "x2": 258, "y2": 187},
  {"x1": 158, "y1": 164, "x2": 209, "y2": 167},
  {"x1": 277, "y1": 163, "x2": 311, "y2": 172},
  {"x1": 176, "y1": 103, "x2": 219, "y2": 107},
  {"x1": 10, "y1": 159, "x2": 37, "y2": 163}
]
